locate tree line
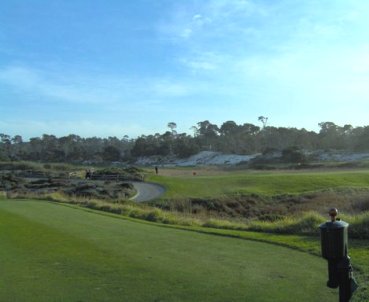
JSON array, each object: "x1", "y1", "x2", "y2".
[{"x1": 1, "y1": 120, "x2": 369, "y2": 162}]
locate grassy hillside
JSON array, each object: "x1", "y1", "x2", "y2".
[
  {"x1": 0, "y1": 199, "x2": 336, "y2": 302},
  {"x1": 148, "y1": 169, "x2": 369, "y2": 198},
  {"x1": 146, "y1": 169, "x2": 369, "y2": 221}
]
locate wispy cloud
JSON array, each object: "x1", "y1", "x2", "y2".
[
  {"x1": 157, "y1": 7, "x2": 213, "y2": 40},
  {"x1": 150, "y1": 79, "x2": 190, "y2": 97},
  {"x1": 158, "y1": 0, "x2": 267, "y2": 42},
  {"x1": 179, "y1": 52, "x2": 222, "y2": 72},
  {"x1": 0, "y1": 66, "x2": 123, "y2": 104},
  {"x1": 161, "y1": 0, "x2": 369, "y2": 105},
  {"x1": 0, "y1": 65, "x2": 197, "y2": 105}
]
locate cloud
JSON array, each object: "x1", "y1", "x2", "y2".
[
  {"x1": 233, "y1": 44, "x2": 369, "y2": 109},
  {"x1": 150, "y1": 79, "x2": 190, "y2": 97},
  {"x1": 158, "y1": 0, "x2": 266, "y2": 42},
  {"x1": 0, "y1": 65, "x2": 197, "y2": 105},
  {"x1": 158, "y1": 10, "x2": 213, "y2": 40},
  {"x1": 205, "y1": 0, "x2": 267, "y2": 20},
  {"x1": 166, "y1": 1, "x2": 369, "y2": 106},
  {"x1": 180, "y1": 52, "x2": 222, "y2": 72},
  {"x1": 176, "y1": 14, "x2": 213, "y2": 39},
  {"x1": 0, "y1": 66, "x2": 121, "y2": 104}
]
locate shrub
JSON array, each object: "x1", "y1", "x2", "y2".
[{"x1": 281, "y1": 146, "x2": 307, "y2": 163}]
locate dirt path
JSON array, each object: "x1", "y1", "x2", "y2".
[{"x1": 129, "y1": 181, "x2": 165, "y2": 202}]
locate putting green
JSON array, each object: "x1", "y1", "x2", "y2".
[{"x1": 0, "y1": 200, "x2": 335, "y2": 301}]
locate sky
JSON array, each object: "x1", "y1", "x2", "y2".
[{"x1": 1, "y1": 0, "x2": 369, "y2": 140}]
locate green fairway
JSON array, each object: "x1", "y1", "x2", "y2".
[
  {"x1": 148, "y1": 169, "x2": 369, "y2": 198},
  {"x1": 0, "y1": 199, "x2": 335, "y2": 302}
]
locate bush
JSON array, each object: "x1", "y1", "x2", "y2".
[{"x1": 281, "y1": 146, "x2": 307, "y2": 163}]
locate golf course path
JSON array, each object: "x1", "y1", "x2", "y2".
[{"x1": 129, "y1": 181, "x2": 165, "y2": 202}]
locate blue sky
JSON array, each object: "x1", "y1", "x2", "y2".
[{"x1": 1, "y1": 0, "x2": 369, "y2": 139}]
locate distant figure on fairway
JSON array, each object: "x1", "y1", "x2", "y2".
[
  {"x1": 85, "y1": 169, "x2": 92, "y2": 179},
  {"x1": 155, "y1": 166, "x2": 158, "y2": 175}
]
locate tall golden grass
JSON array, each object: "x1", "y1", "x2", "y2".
[{"x1": 2, "y1": 190, "x2": 368, "y2": 239}]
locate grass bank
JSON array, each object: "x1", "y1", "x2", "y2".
[
  {"x1": 147, "y1": 169, "x2": 369, "y2": 198},
  {"x1": 4, "y1": 190, "x2": 368, "y2": 239}
]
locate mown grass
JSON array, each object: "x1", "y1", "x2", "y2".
[
  {"x1": 2, "y1": 167, "x2": 369, "y2": 300},
  {"x1": 0, "y1": 199, "x2": 339, "y2": 302},
  {"x1": 1, "y1": 195, "x2": 368, "y2": 300},
  {"x1": 148, "y1": 169, "x2": 369, "y2": 198}
]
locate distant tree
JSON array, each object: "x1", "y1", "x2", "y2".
[
  {"x1": 40, "y1": 134, "x2": 59, "y2": 161},
  {"x1": 196, "y1": 120, "x2": 219, "y2": 150},
  {"x1": 12, "y1": 135, "x2": 23, "y2": 144},
  {"x1": 58, "y1": 134, "x2": 84, "y2": 161},
  {"x1": 0, "y1": 133, "x2": 11, "y2": 160},
  {"x1": 240, "y1": 123, "x2": 260, "y2": 135},
  {"x1": 258, "y1": 116, "x2": 268, "y2": 128},
  {"x1": 131, "y1": 137, "x2": 148, "y2": 157},
  {"x1": 351, "y1": 126, "x2": 369, "y2": 151},
  {"x1": 5, "y1": 119, "x2": 369, "y2": 162},
  {"x1": 281, "y1": 146, "x2": 307, "y2": 163},
  {"x1": 9, "y1": 135, "x2": 24, "y2": 159},
  {"x1": 238, "y1": 123, "x2": 260, "y2": 154},
  {"x1": 102, "y1": 145, "x2": 121, "y2": 161},
  {"x1": 190, "y1": 126, "x2": 199, "y2": 137},
  {"x1": 0, "y1": 133, "x2": 11, "y2": 146},
  {"x1": 218, "y1": 121, "x2": 240, "y2": 153},
  {"x1": 27, "y1": 137, "x2": 42, "y2": 160},
  {"x1": 219, "y1": 121, "x2": 239, "y2": 136},
  {"x1": 167, "y1": 122, "x2": 177, "y2": 135},
  {"x1": 318, "y1": 122, "x2": 344, "y2": 149},
  {"x1": 173, "y1": 133, "x2": 199, "y2": 158},
  {"x1": 166, "y1": 122, "x2": 178, "y2": 154}
]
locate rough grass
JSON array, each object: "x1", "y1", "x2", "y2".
[
  {"x1": 246, "y1": 211, "x2": 325, "y2": 234},
  {"x1": 3, "y1": 190, "x2": 368, "y2": 240},
  {"x1": 38, "y1": 191, "x2": 201, "y2": 227},
  {"x1": 201, "y1": 211, "x2": 369, "y2": 240},
  {"x1": 341, "y1": 212, "x2": 369, "y2": 239}
]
